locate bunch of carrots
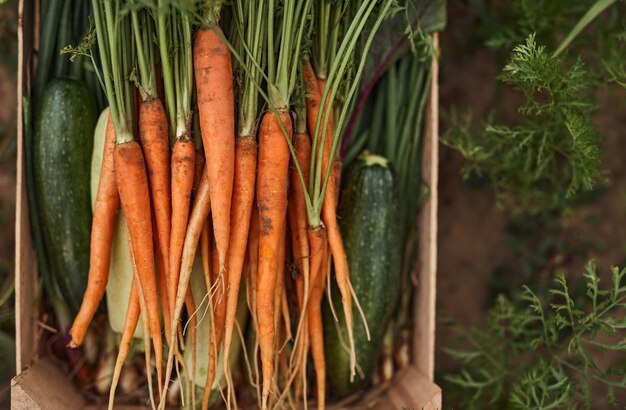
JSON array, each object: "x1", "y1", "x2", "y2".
[{"x1": 62, "y1": 0, "x2": 393, "y2": 408}]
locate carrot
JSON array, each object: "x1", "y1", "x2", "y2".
[
  {"x1": 200, "y1": 218, "x2": 211, "y2": 297},
  {"x1": 156, "y1": 229, "x2": 172, "y2": 341},
  {"x1": 246, "y1": 205, "x2": 262, "y2": 406},
  {"x1": 160, "y1": 170, "x2": 211, "y2": 408},
  {"x1": 304, "y1": 60, "x2": 357, "y2": 378},
  {"x1": 114, "y1": 140, "x2": 163, "y2": 392},
  {"x1": 288, "y1": 217, "x2": 308, "y2": 402},
  {"x1": 279, "y1": 250, "x2": 291, "y2": 347},
  {"x1": 139, "y1": 98, "x2": 171, "y2": 298},
  {"x1": 194, "y1": 26, "x2": 235, "y2": 283},
  {"x1": 287, "y1": 132, "x2": 312, "y2": 368},
  {"x1": 201, "y1": 232, "x2": 229, "y2": 410},
  {"x1": 223, "y1": 137, "x2": 258, "y2": 376},
  {"x1": 256, "y1": 110, "x2": 293, "y2": 409},
  {"x1": 322, "y1": 160, "x2": 358, "y2": 376},
  {"x1": 184, "y1": 286, "x2": 197, "y2": 409},
  {"x1": 303, "y1": 61, "x2": 333, "y2": 171},
  {"x1": 107, "y1": 278, "x2": 140, "y2": 410},
  {"x1": 222, "y1": 137, "x2": 257, "y2": 409},
  {"x1": 247, "y1": 205, "x2": 260, "y2": 320},
  {"x1": 308, "y1": 241, "x2": 329, "y2": 410},
  {"x1": 193, "y1": 152, "x2": 205, "y2": 194},
  {"x1": 70, "y1": 115, "x2": 119, "y2": 348},
  {"x1": 277, "y1": 226, "x2": 291, "y2": 345},
  {"x1": 168, "y1": 139, "x2": 196, "y2": 314}
]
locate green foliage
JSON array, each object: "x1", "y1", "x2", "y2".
[
  {"x1": 444, "y1": 1, "x2": 626, "y2": 215},
  {"x1": 444, "y1": 261, "x2": 626, "y2": 409},
  {"x1": 443, "y1": 34, "x2": 605, "y2": 213}
]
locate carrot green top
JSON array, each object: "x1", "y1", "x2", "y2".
[{"x1": 92, "y1": 0, "x2": 135, "y2": 144}]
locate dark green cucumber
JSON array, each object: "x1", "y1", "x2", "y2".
[
  {"x1": 34, "y1": 79, "x2": 96, "y2": 312},
  {"x1": 324, "y1": 152, "x2": 400, "y2": 397}
]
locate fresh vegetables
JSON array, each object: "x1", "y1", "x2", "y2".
[
  {"x1": 25, "y1": 1, "x2": 440, "y2": 408},
  {"x1": 324, "y1": 153, "x2": 399, "y2": 396}
]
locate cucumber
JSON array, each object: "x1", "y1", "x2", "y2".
[
  {"x1": 34, "y1": 79, "x2": 96, "y2": 312},
  {"x1": 91, "y1": 109, "x2": 142, "y2": 339},
  {"x1": 324, "y1": 152, "x2": 400, "y2": 397}
]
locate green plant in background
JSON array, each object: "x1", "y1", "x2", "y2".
[
  {"x1": 445, "y1": 34, "x2": 604, "y2": 213},
  {"x1": 444, "y1": 261, "x2": 626, "y2": 409},
  {"x1": 444, "y1": 0, "x2": 626, "y2": 214},
  {"x1": 443, "y1": 1, "x2": 626, "y2": 407}
]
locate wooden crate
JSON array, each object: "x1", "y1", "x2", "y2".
[{"x1": 11, "y1": 0, "x2": 441, "y2": 408}]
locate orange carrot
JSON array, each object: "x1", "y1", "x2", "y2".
[
  {"x1": 247, "y1": 203, "x2": 260, "y2": 321},
  {"x1": 223, "y1": 137, "x2": 257, "y2": 373},
  {"x1": 256, "y1": 110, "x2": 293, "y2": 408},
  {"x1": 139, "y1": 98, "x2": 171, "y2": 300},
  {"x1": 156, "y1": 229, "x2": 172, "y2": 341},
  {"x1": 194, "y1": 26, "x2": 235, "y2": 281},
  {"x1": 113, "y1": 140, "x2": 163, "y2": 390},
  {"x1": 322, "y1": 161, "x2": 357, "y2": 376},
  {"x1": 201, "y1": 232, "x2": 229, "y2": 410},
  {"x1": 184, "y1": 285, "x2": 197, "y2": 408},
  {"x1": 304, "y1": 61, "x2": 357, "y2": 377},
  {"x1": 279, "y1": 239, "x2": 291, "y2": 345},
  {"x1": 160, "y1": 170, "x2": 211, "y2": 407},
  {"x1": 308, "y1": 241, "x2": 329, "y2": 410},
  {"x1": 70, "y1": 115, "x2": 119, "y2": 347},
  {"x1": 107, "y1": 278, "x2": 140, "y2": 409},
  {"x1": 247, "y1": 205, "x2": 262, "y2": 404},
  {"x1": 193, "y1": 153, "x2": 205, "y2": 194},
  {"x1": 200, "y1": 218, "x2": 211, "y2": 295},
  {"x1": 287, "y1": 131, "x2": 312, "y2": 355},
  {"x1": 168, "y1": 139, "x2": 196, "y2": 314}
]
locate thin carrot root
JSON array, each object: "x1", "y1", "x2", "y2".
[
  {"x1": 286, "y1": 132, "x2": 312, "y2": 374},
  {"x1": 185, "y1": 286, "x2": 198, "y2": 409},
  {"x1": 201, "y1": 218, "x2": 212, "y2": 295},
  {"x1": 202, "y1": 236, "x2": 229, "y2": 410},
  {"x1": 308, "y1": 231, "x2": 329, "y2": 410},
  {"x1": 156, "y1": 226, "x2": 172, "y2": 341},
  {"x1": 160, "y1": 170, "x2": 210, "y2": 409},
  {"x1": 107, "y1": 279, "x2": 141, "y2": 410},
  {"x1": 223, "y1": 137, "x2": 258, "y2": 407},
  {"x1": 169, "y1": 138, "x2": 196, "y2": 315}
]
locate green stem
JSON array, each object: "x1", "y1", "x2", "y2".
[
  {"x1": 158, "y1": 0, "x2": 177, "y2": 136},
  {"x1": 311, "y1": 0, "x2": 381, "y2": 212},
  {"x1": 318, "y1": 0, "x2": 393, "y2": 210},
  {"x1": 55, "y1": 0, "x2": 72, "y2": 78},
  {"x1": 33, "y1": 0, "x2": 63, "y2": 104},
  {"x1": 130, "y1": 3, "x2": 153, "y2": 100},
  {"x1": 554, "y1": 0, "x2": 617, "y2": 57}
]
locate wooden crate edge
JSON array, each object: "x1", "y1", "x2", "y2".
[
  {"x1": 13, "y1": 0, "x2": 442, "y2": 403},
  {"x1": 413, "y1": 33, "x2": 439, "y2": 381},
  {"x1": 15, "y1": 0, "x2": 38, "y2": 375}
]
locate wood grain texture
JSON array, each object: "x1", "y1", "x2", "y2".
[
  {"x1": 15, "y1": 0, "x2": 37, "y2": 375},
  {"x1": 11, "y1": 359, "x2": 86, "y2": 409},
  {"x1": 414, "y1": 33, "x2": 439, "y2": 381}
]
